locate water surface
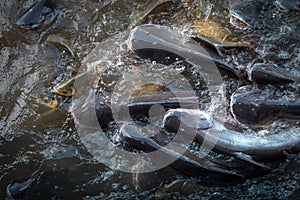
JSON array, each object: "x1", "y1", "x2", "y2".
[{"x1": 1, "y1": 0, "x2": 300, "y2": 199}]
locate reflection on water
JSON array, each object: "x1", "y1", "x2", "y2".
[{"x1": 1, "y1": 0, "x2": 300, "y2": 199}]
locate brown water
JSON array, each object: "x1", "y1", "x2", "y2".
[{"x1": 1, "y1": 0, "x2": 300, "y2": 199}]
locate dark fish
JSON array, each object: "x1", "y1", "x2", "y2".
[
  {"x1": 163, "y1": 108, "x2": 300, "y2": 164},
  {"x1": 275, "y1": 0, "x2": 300, "y2": 12},
  {"x1": 228, "y1": 0, "x2": 265, "y2": 29},
  {"x1": 249, "y1": 63, "x2": 300, "y2": 84},
  {"x1": 71, "y1": 91, "x2": 200, "y2": 129},
  {"x1": 128, "y1": 24, "x2": 242, "y2": 78},
  {"x1": 16, "y1": 0, "x2": 58, "y2": 30},
  {"x1": 117, "y1": 123, "x2": 247, "y2": 179},
  {"x1": 231, "y1": 86, "x2": 300, "y2": 126}
]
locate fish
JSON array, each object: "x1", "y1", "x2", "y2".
[
  {"x1": 72, "y1": 90, "x2": 201, "y2": 129},
  {"x1": 16, "y1": 0, "x2": 58, "y2": 30},
  {"x1": 275, "y1": 0, "x2": 300, "y2": 12},
  {"x1": 230, "y1": 85, "x2": 300, "y2": 126},
  {"x1": 116, "y1": 123, "x2": 247, "y2": 179},
  {"x1": 249, "y1": 63, "x2": 300, "y2": 84},
  {"x1": 129, "y1": 0, "x2": 174, "y2": 29},
  {"x1": 163, "y1": 108, "x2": 300, "y2": 165},
  {"x1": 128, "y1": 24, "x2": 243, "y2": 79}
]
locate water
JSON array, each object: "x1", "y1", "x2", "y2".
[{"x1": 1, "y1": 0, "x2": 300, "y2": 199}]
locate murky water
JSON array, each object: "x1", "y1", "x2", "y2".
[{"x1": 1, "y1": 0, "x2": 300, "y2": 199}]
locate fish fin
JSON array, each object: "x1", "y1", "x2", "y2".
[
  {"x1": 211, "y1": 164, "x2": 245, "y2": 178},
  {"x1": 234, "y1": 152, "x2": 272, "y2": 171}
]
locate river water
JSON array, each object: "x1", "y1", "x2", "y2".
[{"x1": 1, "y1": 0, "x2": 300, "y2": 199}]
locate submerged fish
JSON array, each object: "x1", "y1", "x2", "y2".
[
  {"x1": 129, "y1": 0, "x2": 174, "y2": 29},
  {"x1": 16, "y1": 0, "x2": 58, "y2": 30},
  {"x1": 275, "y1": 0, "x2": 300, "y2": 12}
]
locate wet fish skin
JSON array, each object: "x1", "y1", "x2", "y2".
[{"x1": 16, "y1": 0, "x2": 58, "y2": 30}]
